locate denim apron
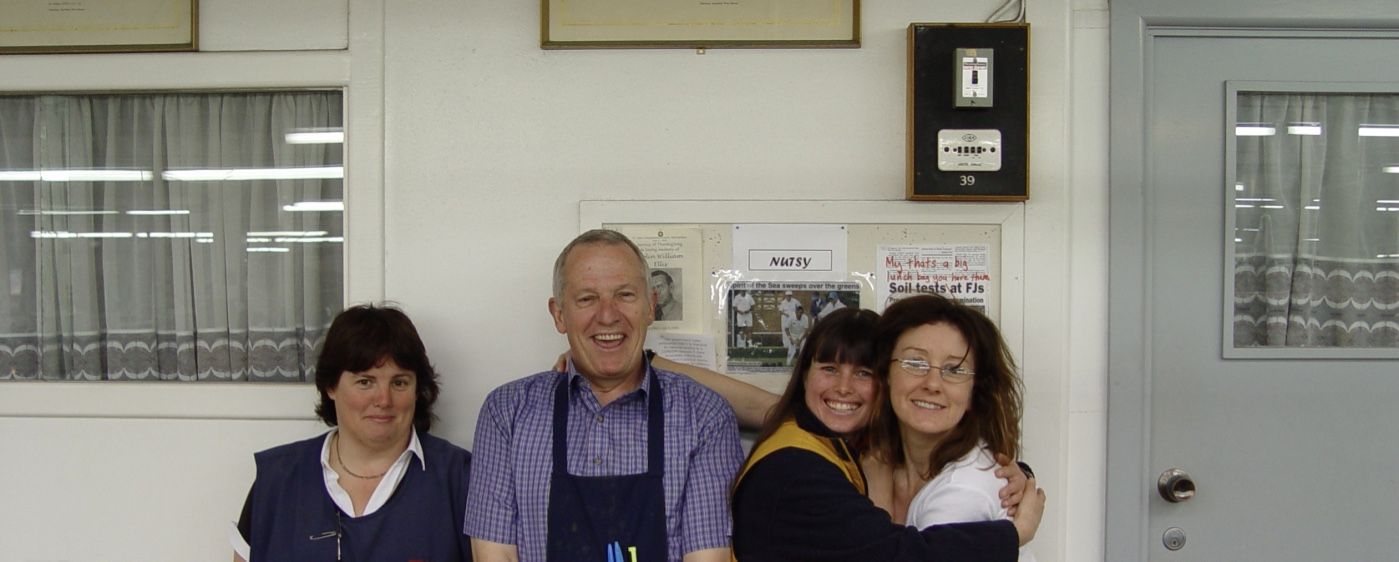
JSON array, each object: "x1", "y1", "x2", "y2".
[{"x1": 546, "y1": 373, "x2": 667, "y2": 562}]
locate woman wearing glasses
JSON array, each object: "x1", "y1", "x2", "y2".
[
  {"x1": 862, "y1": 295, "x2": 1037, "y2": 561},
  {"x1": 659, "y1": 302, "x2": 1042, "y2": 561}
]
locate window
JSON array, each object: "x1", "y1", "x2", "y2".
[
  {"x1": 1230, "y1": 88, "x2": 1399, "y2": 352},
  {"x1": 0, "y1": 91, "x2": 343, "y2": 381}
]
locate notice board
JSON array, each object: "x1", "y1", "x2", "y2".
[{"x1": 581, "y1": 200, "x2": 1024, "y2": 395}]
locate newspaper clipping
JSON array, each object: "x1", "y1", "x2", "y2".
[
  {"x1": 614, "y1": 226, "x2": 703, "y2": 332},
  {"x1": 876, "y1": 244, "x2": 992, "y2": 314},
  {"x1": 726, "y1": 280, "x2": 861, "y2": 373}
]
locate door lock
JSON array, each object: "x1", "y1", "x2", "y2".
[
  {"x1": 1157, "y1": 468, "x2": 1196, "y2": 503},
  {"x1": 1162, "y1": 527, "x2": 1187, "y2": 551}
]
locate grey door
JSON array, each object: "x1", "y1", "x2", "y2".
[{"x1": 1108, "y1": 4, "x2": 1399, "y2": 560}]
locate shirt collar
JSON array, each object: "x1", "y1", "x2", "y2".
[
  {"x1": 564, "y1": 356, "x2": 653, "y2": 399},
  {"x1": 405, "y1": 427, "x2": 426, "y2": 469},
  {"x1": 794, "y1": 407, "x2": 861, "y2": 460},
  {"x1": 320, "y1": 427, "x2": 427, "y2": 471},
  {"x1": 794, "y1": 404, "x2": 840, "y2": 438}
]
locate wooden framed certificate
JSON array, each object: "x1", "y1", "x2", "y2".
[
  {"x1": 542, "y1": 0, "x2": 859, "y2": 49},
  {"x1": 0, "y1": 0, "x2": 197, "y2": 54}
]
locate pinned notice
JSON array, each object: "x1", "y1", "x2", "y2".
[{"x1": 732, "y1": 224, "x2": 848, "y2": 282}]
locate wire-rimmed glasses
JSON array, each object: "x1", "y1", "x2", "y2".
[{"x1": 891, "y1": 358, "x2": 975, "y2": 383}]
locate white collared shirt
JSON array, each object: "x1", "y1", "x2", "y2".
[{"x1": 229, "y1": 428, "x2": 426, "y2": 560}]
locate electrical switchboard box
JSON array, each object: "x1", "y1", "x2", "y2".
[{"x1": 907, "y1": 23, "x2": 1029, "y2": 201}]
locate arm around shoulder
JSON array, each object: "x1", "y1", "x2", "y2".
[
  {"x1": 735, "y1": 448, "x2": 1019, "y2": 562},
  {"x1": 915, "y1": 520, "x2": 1020, "y2": 562},
  {"x1": 653, "y1": 355, "x2": 776, "y2": 430}
]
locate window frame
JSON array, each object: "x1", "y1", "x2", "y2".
[
  {"x1": 0, "y1": 50, "x2": 383, "y2": 419},
  {"x1": 1223, "y1": 80, "x2": 1399, "y2": 359}
]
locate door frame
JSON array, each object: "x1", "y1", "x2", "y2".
[{"x1": 1106, "y1": 1, "x2": 1399, "y2": 559}]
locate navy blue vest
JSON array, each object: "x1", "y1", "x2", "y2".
[{"x1": 247, "y1": 432, "x2": 472, "y2": 562}]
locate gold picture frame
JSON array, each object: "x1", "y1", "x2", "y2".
[
  {"x1": 0, "y1": 0, "x2": 197, "y2": 54},
  {"x1": 542, "y1": 0, "x2": 859, "y2": 49}
]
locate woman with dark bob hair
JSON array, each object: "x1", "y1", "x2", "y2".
[{"x1": 231, "y1": 304, "x2": 472, "y2": 561}]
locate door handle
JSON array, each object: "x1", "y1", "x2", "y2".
[{"x1": 1157, "y1": 468, "x2": 1196, "y2": 502}]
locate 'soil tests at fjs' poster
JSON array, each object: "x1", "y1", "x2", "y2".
[{"x1": 877, "y1": 244, "x2": 993, "y2": 315}]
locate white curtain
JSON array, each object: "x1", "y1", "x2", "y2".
[
  {"x1": 1233, "y1": 92, "x2": 1399, "y2": 347},
  {"x1": 0, "y1": 92, "x2": 343, "y2": 381}
]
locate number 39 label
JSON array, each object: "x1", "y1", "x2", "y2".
[{"x1": 959, "y1": 175, "x2": 976, "y2": 186}]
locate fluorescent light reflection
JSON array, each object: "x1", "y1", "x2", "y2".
[
  {"x1": 1359, "y1": 125, "x2": 1399, "y2": 137},
  {"x1": 282, "y1": 201, "x2": 344, "y2": 212},
  {"x1": 0, "y1": 171, "x2": 41, "y2": 181},
  {"x1": 18, "y1": 209, "x2": 117, "y2": 216},
  {"x1": 1, "y1": 170, "x2": 152, "y2": 182},
  {"x1": 30, "y1": 231, "x2": 135, "y2": 239},
  {"x1": 275, "y1": 236, "x2": 342, "y2": 243},
  {"x1": 162, "y1": 166, "x2": 343, "y2": 181},
  {"x1": 32, "y1": 231, "x2": 213, "y2": 239},
  {"x1": 244, "y1": 230, "x2": 340, "y2": 244},
  {"x1": 1287, "y1": 123, "x2": 1322, "y2": 136},
  {"x1": 126, "y1": 210, "x2": 191, "y2": 216},
  {"x1": 20, "y1": 209, "x2": 193, "y2": 216},
  {"x1": 1236, "y1": 124, "x2": 1276, "y2": 136},
  {"x1": 285, "y1": 129, "x2": 345, "y2": 144},
  {"x1": 53, "y1": 170, "x2": 152, "y2": 182},
  {"x1": 1383, "y1": 166, "x2": 1399, "y2": 174},
  {"x1": 1236, "y1": 198, "x2": 1276, "y2": 203},
  {"x1": 247, "y1": 230, "x2": 328, "y2": 237},
  {"x1": 5, "y1": 167, "x2": 344, "y2": 182},
  {"x1": 30, "y1": 229, "x2": 334, "y2": 243},
  {"x1": 1235, "y1": 183, "x2": 1245, "y2": 192},
  {"x1": 247, "y1": 247, "x2": 290, "y2": 253}
]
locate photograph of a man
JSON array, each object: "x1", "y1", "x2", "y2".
[
  {"x1": 730, "y1": 289, "x2": 755, "y2": 348},
  {"x1": 465, "y1": 229, "x2": 742, "y2": 562},
  {"x1": 777, "y1": 290, "x2": 799, "y2": 348},
  {"x1": 784, "y1": 304, "x2": 811, "y2": 366},
  {"x1": 817, "y1": 291, "x2": 846, "y2": 320},
  {"x1": 650, "y1": 268, "x2": 682, "y2": 321}
]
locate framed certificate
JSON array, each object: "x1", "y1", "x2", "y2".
[
  {"x1": 542, "y1": 0, "x2": 859, "y2": 49},
  {"x1": 0, "y1": 0, "x2": 197, "y2": 54}
]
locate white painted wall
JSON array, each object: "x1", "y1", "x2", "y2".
[
  {"x1": 0, "y1": 0, "x2": 1111, "y2": 559},
  {"x1": 1064, "y1": 2, "x2": 1110, "y2": 561}
]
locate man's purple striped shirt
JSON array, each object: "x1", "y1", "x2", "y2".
[{"x1": 464, "y1": 362, "x2": 743, "y2": 561}]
